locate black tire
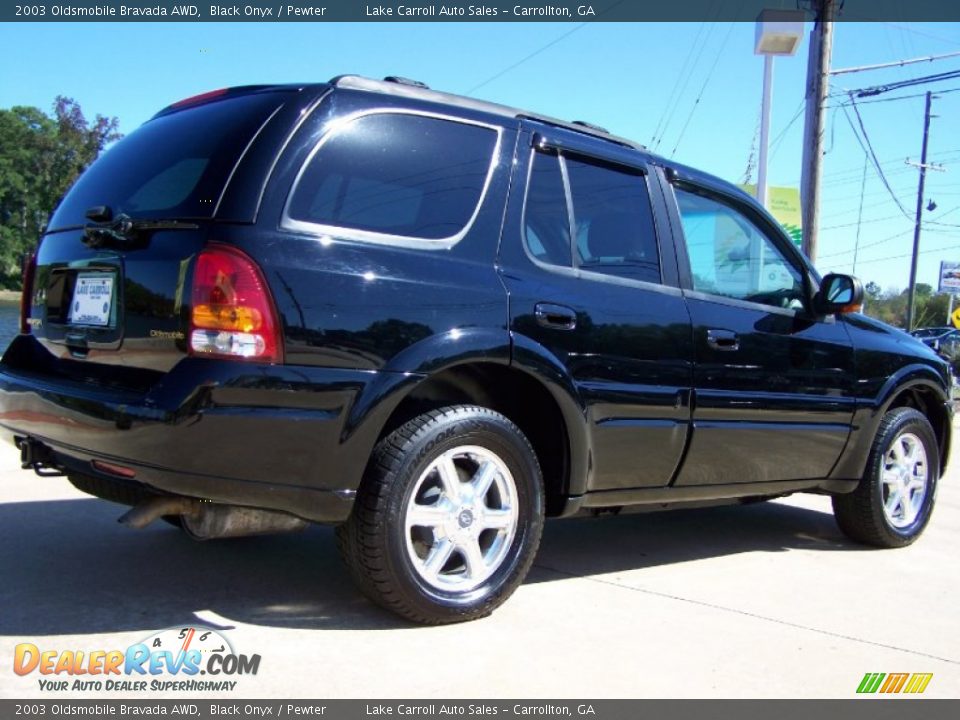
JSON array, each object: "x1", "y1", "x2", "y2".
[
  {"x1": 832, "y1": 407, "x2": 939, "y2": 548},
  {"x1": 336, "y1": 406, "x2": 544, "y2": 624}
]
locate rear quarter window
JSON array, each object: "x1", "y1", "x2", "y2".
[
  {"x1": 49, "y1": 92, "x2": 289, "y2": 230},
  {"x1": 285, "y1": 113, "x2": 499, "y2": 243}
]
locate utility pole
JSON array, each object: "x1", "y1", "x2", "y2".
[
  {"x1": 799, "y1": 0, "x2": 836, "y2": 264},
  {"x1": 905, "y1": 91, "x2": 935, "y2": 332}
]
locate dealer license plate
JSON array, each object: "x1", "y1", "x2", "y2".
[{"x1": 68, "y1": 274, "x2": 114, "y2": 327}]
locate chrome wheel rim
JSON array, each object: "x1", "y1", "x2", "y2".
[
  {"x1": 404, "y1": 445, "x2": 519, "y2": 592},
  {"x1": 881, "y1": 432, "x2": 928, "y2": 529}
]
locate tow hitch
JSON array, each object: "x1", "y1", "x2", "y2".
[{"x1": 16, "y1": 437, "x2": 64, "y2": 477}]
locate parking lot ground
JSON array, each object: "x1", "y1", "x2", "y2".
[{"x1": 1, "y1": 430, "x2": 958, "y2": 700}]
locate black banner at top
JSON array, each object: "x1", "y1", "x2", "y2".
[{"x1": 4, "y1": 0, "x2": 960, "y2": 22}]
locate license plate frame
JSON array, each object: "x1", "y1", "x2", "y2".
[{"x1": 68, "y1": 273, "x2": 115, "y2": 328}]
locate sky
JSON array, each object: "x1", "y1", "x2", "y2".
[{"x1": 1, "y1": 20, "x2": 959, "y2": 295}]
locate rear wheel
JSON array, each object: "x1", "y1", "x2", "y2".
[
  {"x1": 337, "y1": 406, "x2": 544, "y2": 624},
  {"x1": 832, "y1": 407, "x2": 939, "y2": 547}
]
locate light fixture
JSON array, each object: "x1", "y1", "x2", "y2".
[{"x1": 755, "y1": 9, "x2": 805, "y2": 56}]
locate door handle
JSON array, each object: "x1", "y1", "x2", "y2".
[
  {"x1": 535, "y1": 303, "x2": 577, "y2": 330},
  {"x1": 706, "y1": 328, "x2": 739, "y2": 351}
]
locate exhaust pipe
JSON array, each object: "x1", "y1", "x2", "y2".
[
  {"x1": 118, "y1": 496, "x2": 307, "y2": 538},
  {"x1": 182, "y1": 504, "x2": 308, "y2": 540},
  {"x1": 118, "y1": 496, "x2": 201, "y2": 529}
]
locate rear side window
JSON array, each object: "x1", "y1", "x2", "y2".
[
  {"x1": 523, "y1": 151, "x2": 572, "y2": 267},
  {"x1": 287, "y1": 113, "x2": 498, "y2": 241},
  {"x1": 50, "y1": 92, "x2": 289, "y2": 230},
  {"x1": 567, "y1": 158, "x2": 660, "y2": 283},
  {"x1": 522, "y1": 148, "x2": 660, "y2": 284}
]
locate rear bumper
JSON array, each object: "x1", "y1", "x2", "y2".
[{"x1": 0, "y1": 336, "x2": 413, "y2": 524}]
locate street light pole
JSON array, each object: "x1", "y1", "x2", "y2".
[
  {"x1": 754, "y1": 9, "x2": 804, "y2": 208},
  {"x1": 757, "y1": 54, "x2": 774, "y2": 207}
]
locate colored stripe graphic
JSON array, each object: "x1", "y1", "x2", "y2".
[
  {"x1": 904, "y1": 674, "x2": 934, "y2": 694},
  {"x1": 857, "y1": 672, "x2": 933, "y2": 694},
  {"x1": 857, "y1": 673, "x2": 885, "y2": 694},
  {"x1": 880, "y1": 673, "x2": 910, "y2": 693}
]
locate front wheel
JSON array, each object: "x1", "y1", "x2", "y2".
[
  {"x1": 336, "y1": 406, "x2": 544, "y2": 624},
  {"x1": 832, "y1": 407, "x2": 939, "y2": 548}
]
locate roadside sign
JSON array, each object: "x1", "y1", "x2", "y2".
[
  {"x1": 952, "y1": 306, "x2": 960, "y2": 330},
  {"x1": 739, "y1": 184, "x2": 802, "y2": 247},
  {"x1": 939, "y1": 261, "x2": 960, "y2": 295}
]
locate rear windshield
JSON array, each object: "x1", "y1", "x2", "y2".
[{"x1": 48, "y1": 92, "x2": 289, "y2": 230}]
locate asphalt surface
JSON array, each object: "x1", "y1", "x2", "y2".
[{"x1": 1, "y1": 430, "x2": 958, "y2": 699}]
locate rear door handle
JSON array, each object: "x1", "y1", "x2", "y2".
[
  {"x1": 535, "y1": 303, "x2": 577, "y2": 330},
  {"x1": 706, "y1": 328, "x2": 739, "y2": 351}
]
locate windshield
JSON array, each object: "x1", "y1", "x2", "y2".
[
  {"x1": 48, "y1": 91, "x2": 290, "y2": 230},
  {"x1": 912, "y1": 328, "x2": 950, "y2": 338}
]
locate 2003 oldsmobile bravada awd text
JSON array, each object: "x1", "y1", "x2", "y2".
[{"x1": 0, "y1": 76, "x2": 951, "y2": 623}]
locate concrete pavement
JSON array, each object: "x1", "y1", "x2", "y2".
[{"x1": 1, "y1": 432, "x2": 958, "y2": 699}]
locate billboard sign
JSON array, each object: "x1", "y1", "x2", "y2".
[
  {"x1": 939, "y1": 261, "x2": 960, "y2": 295},
  {"x1": 739, "y1": 185, "x2": 802, "y2": 247}
]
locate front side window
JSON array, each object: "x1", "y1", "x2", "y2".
[
  {"x1": 675, "y1": 187, "x2": 804, "y2": 309},
  {"x1": 287, "y1": 113, "x2": 498, "y2": 241}
]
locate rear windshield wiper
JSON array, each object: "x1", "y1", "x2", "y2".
[{"x1": 82, "y1": 206, "x2": 199, "y2": 248}]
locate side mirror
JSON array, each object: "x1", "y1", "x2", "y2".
[{"x1": 814, "y1": 273, "x2": 864, "y2": 315}]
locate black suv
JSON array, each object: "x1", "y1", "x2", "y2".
[{"x1": 1, "y1": 76, "x2": 952, "y2": 624}]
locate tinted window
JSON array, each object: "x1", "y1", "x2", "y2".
[
  {"x1": 567, "y1": 158, "x2": 660, "y2": 283},
  {"x1": 288, "y1": 114, "x2": 497, "y2": 240},
  {"x1": 675, "y1": 187, "x2": 804, "y2": 309},
  {"x1": 523, "y1": 151, "x2": 572, "y2": 266},
  {"x1": 50, "y1": 92, "x2": 290, "y2": 229}
]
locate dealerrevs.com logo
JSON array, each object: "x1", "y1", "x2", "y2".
[
  {"x1": 856, "y1": 672, "x2": 933, "y2": 694},
  {"x1": 13, "y1": 626, "x2": 261, "y2": 692}
]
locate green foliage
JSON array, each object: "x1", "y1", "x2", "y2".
[
  {"x1": 862, "y1": 284, "x2": 953, "y2": 330},
  {"x1": 0, "y1": 97, "x2": 120, "y2": 288}
]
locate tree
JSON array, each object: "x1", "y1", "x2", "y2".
[
  {"x1": 860, "y1": 283, "x2": 953, "y2": 330},
  {"x1": 0, "y1": 97, "x2": 120, "y2": 288}
]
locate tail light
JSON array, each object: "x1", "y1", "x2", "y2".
[
  {"x1": 189, "y1": 244, "x2": 282, "y2": 363},
  {"x1": 20, "y1": 251, "x2": 36, "y2": 335}
]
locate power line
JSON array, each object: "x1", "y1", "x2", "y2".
[
  {"x1": 791, "y1": 147, "x2": 960, "y2": 189},
  {"x1": 924, "y1": 205, "x2": 960, "y2": 229},
  {"x1": 830, "y1": 50, "x2": 960, "y2": 76},
  {"x1": 821, "y1": 195, "x2": 913, "y2": 219},
  {"x1": 821, "y1": 213, "x2": 904, "y2": 231},
  {"x1": 818, "y1": 176, "x2": 960, "y2": 203},
  {"x1": 669, "y1": 20, "x2": 738, "y2": 158},
  {"x1": 852, "y1": 154, "x2": 869, "y2": 273},
  {"x1": 768, "y1": 100, "x2": 805, "y2": 161},
  {"x1": 818, "y1": 228, "x2": 914, "y2": 259},
  {"x1": 853, "y1": 68, "x2": 960, "y2": 98},
  {"x1": 881, "y1": 24, "x2": 960, "y2": 49},
  {"x1": 649, "y1": 21, "x2": 713, "y2": 150},
  {"x1": 827, "y1": 85, "x2": 960, "y2": 107},
  {"x1": 652, "y1": 17, "x2": 724, "y2": 152},
  {"x1": 842, "y1": 95, "x2": 914, "y2": 220},
  {"x1": 464, "y1": 23, "x2": 590, "y2": 96},
  {"x1": 817, "y1": 211, "x2": 959, "y2": 262},
  {"x1": 842, "y1": 241, "x2": 960, "y2": 268}
]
